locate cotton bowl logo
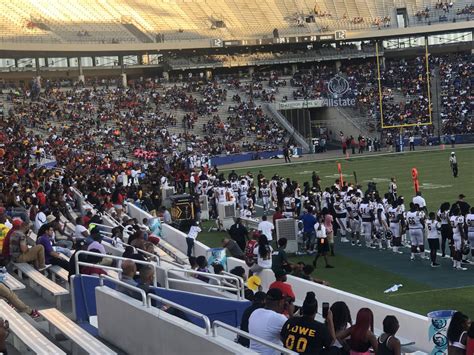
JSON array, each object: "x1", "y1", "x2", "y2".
[{"x1": 328, "y1": 75, "x2": 350, "y2": 98}]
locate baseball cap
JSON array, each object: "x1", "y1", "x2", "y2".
[
  {"x1": 274, "y1": 269, "x2": 287, "y2": 279},
  {"x1": 12, "y1": 218, "x2": 24, "y2": 228},
  {"x1": 46, "y1": 215, "x2": 56, "y2": 224},
  {"x1": 266, "y1": 288, "x2": 284, "y2": 301}
]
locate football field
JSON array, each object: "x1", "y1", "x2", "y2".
[{"x1": 199, "y1": 147, "x2": 474, "y2": 316}]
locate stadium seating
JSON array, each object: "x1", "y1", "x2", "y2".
[{"x1": 0, "y1": 0, "x2": 472, "y2": 43}]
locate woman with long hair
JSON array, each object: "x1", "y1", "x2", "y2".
[
  {"x1": 250, "y1": 234, "x2": 273, "y2": 275},
  {"x1": 338, "y1": 308, "x2": 377, "y2": 355},
  {"x1": 331, "y1": 301, "x2": 353, "y2": 354},
  {"x1": 447, "y1": 311, "x2": 470, "y2": 355}
]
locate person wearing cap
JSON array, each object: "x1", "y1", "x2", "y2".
[
  {"x1": 269, "y1": 269, "x2": 295, "y2": 317},
  {"x1": 9, "y1": 221, "x2": 49, "y2": 271},
  {"x1": 238, "y1": 291, "x2": 266, "y2": 347},
  {"x1": 280, "y1": 291, "x2": 336, "y2": 354},
  {"x1": 248, "y1": 288, "x2": 288, "y2": 354},
  {"x1": 412, "y1": 192, "x2": 427, "y2": 214},
  {"x1": 449, "y1": 152, "x2": 458, "y2": 178}
]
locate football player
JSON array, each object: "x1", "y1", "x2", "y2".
[
  {"x1": 450, "y1": 207, "x2": 467, "y2": 271},
  {"x1": 406, "y1": 203, "x2": 428, "y2": 261}
]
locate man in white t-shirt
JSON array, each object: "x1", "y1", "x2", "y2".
[
  {"x1": 73, "y1": 216, "x2": 90, "y2": 240},
  {"x1": 412, "y1": 192, "x2": 427, "y2": 213},
  {"x1": 248, "y1": 288, "x2": 288, "y2": 355},
  {"x1": 258, "y1": 215, "x2": 274, "y2": 242},
  {"x1": 34, "y1": 206, "x2": 47, "y2": 233}
]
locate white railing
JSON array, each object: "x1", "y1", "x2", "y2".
[
  {"x1": 164, "y1": 268, "x2": 245, "y2": 300},
  {"x1": 74, "y1": 250, "x2": 159, "y2": 287}
]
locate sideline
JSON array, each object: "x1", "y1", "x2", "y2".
[
  {"x1": 220, "y1": 144, "x2": 474, "y2": 171},
  {"x1": 387, "y1": 285, "x2": 473, "y2": 297}
]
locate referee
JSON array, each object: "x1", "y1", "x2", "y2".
[{"x1": 450, "y1": 152, "x2": 458, "y2": 178}]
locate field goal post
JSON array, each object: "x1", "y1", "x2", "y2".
[{"x1": 375, "y1": 41, "x2": 433, "y2": 130}]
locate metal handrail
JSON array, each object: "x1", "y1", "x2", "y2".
[
  {"x1": 165, "y1": 268, "x2": 245, "y2": 300},
  {"x1": 212, "y1": 321, "x2": 297, "y2": 354},
  {"x1": 100, "y1": 234, "x2": 161, "y2": 264},
  {"x1": 147, "y1": 294, "x2": 212, "y2": 335},
  {"x1": 75, "y1": 250, "x2": 159, "y2": 287},
  {"x1": 99, "y1": 275, "x2": 147, "y2": 306}
]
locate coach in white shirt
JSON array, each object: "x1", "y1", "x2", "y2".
[
  {"x1": 413, "y1": 192, "x2": 427, "y2": 212},
  {"x1": 258, "y1": 215, "x2": 274, "y2": 242}
]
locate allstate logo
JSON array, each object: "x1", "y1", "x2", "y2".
[{"x1": 328, "y1": 75, "x2": 350, "y2": 98}]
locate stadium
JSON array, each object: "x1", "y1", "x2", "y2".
[{"x1": 0, "y1": 0, "x2": 473, "y2": 354}]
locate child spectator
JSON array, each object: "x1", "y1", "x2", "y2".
[{"x1": 376, "y1": 316, "x2": 401, "y2": 355}]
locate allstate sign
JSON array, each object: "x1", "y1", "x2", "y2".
[{"x1": 278, "y1": 74, "x2": 356, "y2": 110}]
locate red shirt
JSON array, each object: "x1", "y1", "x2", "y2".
[
  {"x1": 272, "y1": 211, "x2": 284, "y2": 225},
  {"x1": 269, "y1": 281, "x2": 295, "y2": 302},
  {"x1": 466, "y1": 337, "x2": 474, "y2": 355}
]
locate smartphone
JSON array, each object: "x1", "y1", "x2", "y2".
[{"x1": 322, "y1": 302, "x2": 330, "y2": 318}]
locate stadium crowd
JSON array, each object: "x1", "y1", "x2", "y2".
[{"x1": 0, "y1": 47, "x2": 473, "y2": 354}]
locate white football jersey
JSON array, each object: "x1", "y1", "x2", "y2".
[
  {"x1": 426, "y1": 219, "x2": 440, "y2": 239},
  {"x1": 450, "y1": 215, "x2": 464, "y2": 237},
  {"x1": 406, "y1": 211, "x2": 423, "y2": 229}
]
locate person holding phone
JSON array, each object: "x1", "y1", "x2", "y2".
[{"x1": 280, "y1": 291, "x2": 336, "y2": 354}]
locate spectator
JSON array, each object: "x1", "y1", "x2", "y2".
[
  {"x1": 244, "y1": 231, "x2": 259, "y2": 267},
  {"x1": 272, "y1": 237, "x2": 291, "y2": 276},
  {"x1": 268, "y1": 270, "x2": 295, "y2": 317},
  {"x1": 0, "y1": 317, "x2": 8, "y2": 355},
  {"x1": 222, "y1": 238, "x2": 244, "y2": 259},
  {"x1": 209, "y1": 263, "x2": 225, "y2": 286},
  {"x1": 161, "y1": 207, "x2": 172, "y2": 224},
  {"x1": 136, "y1": 265, "x2": 159, "y2": 295},
  {"x1": 376, "y1": 315, "x2": 401, "y2": 355},
  {"x1": 250, "y1": 234, "x2": 273, "y2": 275},
  {"x1": 36, "y1": 225, "x2": 70, "y2": 270},
  {"x1": 228, "y1": 218, "x2": 248, "y2": 251},
  {"x1": 186, "y1": 221, "x2": 201, "y2": 257},
  {"x1": 68, "y1": 239, "x2": 88, "y2": 280},
  {"x1": 447, "y1": 311, "x2": 470, "y2": 354},
  {"x1": 258, "y1": 215, "x2": 274, "y2": 242},
  {"x1": 338, "y1": 308, "x2": 378, "y2": 354},
  {"x1": 331, "y1": 301, "x2": 353, "y2": 351},
  {"x1": 248, "y1": 288, "x2": 288, "y2": 354},
  {"x1": 281, "y1": 291, "x2": 336, "y2": 354},
  {"x1": 195, "y1": 255, "x2": 210, "y2": 283},
  {"x1": 73, "y1": 216, "x2": 90, "y2": 240},
  {"x1": 80, "y1": 249, "x2": 107, "y2": 276},
  {"x1": 117, "y1": 259, "x2": 138, "y2": 297},
  {"x1": 466, "y1": 323, "x2": 474, "y2": 355},
  {"x1": 0, "y1": 283, "x2": 40, "y2": 318},
  {"x1": 238, "y1": 291, "x2": 266, "y2": 347},
  {"x1": 10, "y1": 221, "x2": 49, "y2": 271},
  {"x1": 33, "y1": 206, "x2": 47, "y2": 233}
]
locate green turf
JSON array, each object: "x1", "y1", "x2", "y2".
[
  {"x1": 222, "y1": 147, "x2": 474, "y2": 212},
  {"x1": 198, "y1": 148, "x2": 474, "y2": 316}
]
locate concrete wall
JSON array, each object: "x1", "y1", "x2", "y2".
[
  {"x1": 317, "y1": 107, "x2": 363, "y2": 141},
  {"x1": 96, "y1": 287, "x2": 254, "y2": 355}
]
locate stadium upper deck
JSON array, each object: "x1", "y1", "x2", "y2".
[{"x1": 0, "y1": 0, "x2": 472, "y2": 44}]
